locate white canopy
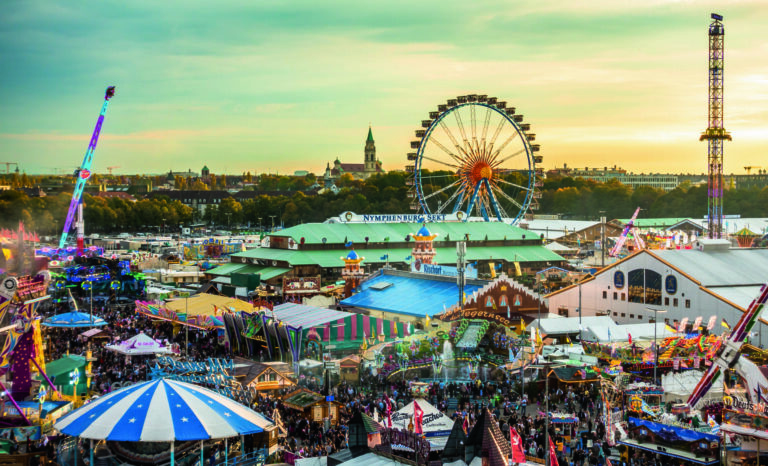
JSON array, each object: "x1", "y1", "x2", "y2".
[
  {"x1": 106, "y1": 332, "x2": 174, "y2": 356},
  {"x1": 390, "y1": 398, "x2": 453, "y2": 437},
  {"x1": 662, "y1": 370, "x2": 723, "y2": 402}
]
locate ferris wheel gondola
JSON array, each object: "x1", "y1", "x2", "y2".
[{"x1": 407, "y1": 94, "x2": 541, "y2": 223}]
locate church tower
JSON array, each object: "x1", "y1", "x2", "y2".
[{"x1": 364, "y1": 126, "x2": 376, "y2": 174}]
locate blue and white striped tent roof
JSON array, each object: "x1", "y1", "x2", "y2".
[{"x1": 54, "y1": 379, "x2": 273, "y2": 442}]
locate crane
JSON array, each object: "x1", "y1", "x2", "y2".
[
  {"x1": 106, "y1": 165, "x2": 120, "y2": 175},
  {"x1": 59, "y1": 86, "x2": 116, "y2": 255},
  {"x1": 0, "y1": 162, "x2": 19, "y2": 174}
]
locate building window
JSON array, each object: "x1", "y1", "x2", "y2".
[
  {"x1": 621, "y1": 293, "x2": 626, "y2": 301},
  {"x1": 673, "y1": 298, "x2": 678, "y2": 307},
  {"x1": 630, "y1": 314, "x2": 634, "y2": 319},
  {"x1": 613, "y1": 312, "x2": 618, "y2": 316},
  {"x1": 665, "y1": 297, "x2": 670, "y2": 306},
  {"x1": 613, "y1": 292, "x2": 618, "y2": 300},
  {"x1": 602, "y1": 291, "x2": 607, "y2": 299},
  {"x1": 621, "y1": 313, "x2": 626, "y2": 318},
  {"x1": 664, "y1": 318, "x2": 670, "y2": 324},
  {"x1": 638, "y1": 315, "x2": 643, "y2": 320},
  {"x1": 685, "y1": 299, "x2": 691, "y2": 309},
  {"x1": 558, "y1": 308, "x2": 568, "y2": 317}
]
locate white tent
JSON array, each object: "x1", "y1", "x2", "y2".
[
  {"x1": 390, "y1": 398, "x2": 453, "y2": 437},
  {"x1": 662, "y1": 370, "x2": 723, "y2": 402},
  {"x1": 106, "y1": 332, "x2": 174, "y2": 356}
]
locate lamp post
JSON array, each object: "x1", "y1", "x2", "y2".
[
  {"x1": 269, "y1": 215, "x2": 276, "y2": 232},
  {"x1": 647, "y1": 307, "x2": 667, "y2": 386},
  {"x1": 530, "y1": 363, "x2": 565, "y2": 466}
]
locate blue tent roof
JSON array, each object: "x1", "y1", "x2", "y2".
[
  {"x1": 42, "y1": 311, "x2": 108, "y2": 328},
  {"x1": 341, "y1": 271, "x2": 485, "y2": 317},
  {"x1": 346, "y1": 250, "x2": 359, "y2": 260}
]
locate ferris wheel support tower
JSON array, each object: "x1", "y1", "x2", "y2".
[{"x1": 700, "y1": 13, "x2": 730, "y2": 239}]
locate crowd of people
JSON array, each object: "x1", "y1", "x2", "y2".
[{"x1": 26, "y1": 293, "x2": 681, "y2": 466}]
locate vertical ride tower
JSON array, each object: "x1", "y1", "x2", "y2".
[{"x1": 700, "y1": 14, "x2": 730, "y2": 239}]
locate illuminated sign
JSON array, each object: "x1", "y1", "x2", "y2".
[{"x1": 336, "y1": 211, "x2": 466, "y2": 223}]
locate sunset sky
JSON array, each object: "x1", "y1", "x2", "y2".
[{"x1": 2, "y1": 0, "x2": 767, "y2": 176}]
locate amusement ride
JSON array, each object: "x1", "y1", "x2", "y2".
[
  {"x1": 406, "y1": 94, "x2": 542, "y2": 224},
  {"x1": 58, "y1": 86, "x2": 116, "y2": 257}
]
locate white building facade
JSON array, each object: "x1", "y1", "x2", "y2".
[{"x1": 546, "y1": 241, "x2": 768, "y2": 345}]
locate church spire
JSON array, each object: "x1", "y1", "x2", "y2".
[{"x1": 366, "y1": 126, "x2": 374, "y2": 143}]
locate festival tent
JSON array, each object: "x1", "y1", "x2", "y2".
[
  {"x1": 42, "y1": 311, "x2": 107, "y2": 328},
  {"x1": 391, "y1": 398, "x2": 453, "y2": 438},
  {"x1": 661, "y1": 370, "x2": 723, "y2": 402},
  {"x1": 54, "y1": 378, "x2": 275, "y2": 465},
  {"x1": 135, "y1": 293, "x2": 254, "y2": 329},
  {"x1": 106, "y1": 332, "x2": 174, "y2": 356},
  {"x1": 37, "y1": 355, "x2": 88, "y2": 396}
]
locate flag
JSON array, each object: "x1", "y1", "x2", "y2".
[
  {"x1": 548, "y1": 437, "x2": 560, "y2": 466},
  {"x1": 708, "y1": 415, "x2": 720, "y2": 434},
  {"x1": 405, "y1": 255, "x2": 412, "y2": 261},
  {"x1": 384, "y1": 236, "x2": 390, "y2": 242},
  {"x1": 384, "y1": 395, "x2": 393, "y2": 428},
  {"x1": 462, "y1": 416, "x2": 468, "y2": 435},
  {"x1": 722, "y1": 319, "x2": 731, "y2": 330},
  {"x1": 693, "y1": 316, "x2": 703, "y2": 331},
  {"x1": 707, "y1": 315, "x2": 717, "y2": 330},
  {"x1": 520, "y1": 318, "x2": 526, "y2": 332},
  {"x1": 628, "y1": 333, "x2": 632, "y2": 345},
  {"x1": 510, "y1": 427, "x2": 526, "y2": 463},
  {"x1": 678, "y1": 317, "x2": 689, "y2": 332},
  {"x1": 507, "y1": 305, "x2": 511, "y2": 319},
  {"x1": 489, "y1": 261, "x2": 496, "y2": 279},
  {"x1": 607, "y1": 327, "x2": 612, "y2": 341},
  {"x1": 425, "y1": 314, "x2": 431, "y2": 327},
  {"x1": 536, "y1": 328, "x2": 543, "y2": 346},
  {"x1": 345, "y1": 241, "x2": 353, "y2": 247},
  {"x1": 380, "y1": 254, "x2": 388, "y2": 260},
  {"x1": 413, "y1": 400, "x2": 424, "y2": 434}
]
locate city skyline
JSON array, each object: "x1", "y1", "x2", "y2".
[{"x1": 2, "y1": 0, "x2": 768, "y2": 176}]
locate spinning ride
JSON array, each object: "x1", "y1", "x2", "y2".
[{"x1": 407, "y1": 94, "x2": 542, "y2": 223}]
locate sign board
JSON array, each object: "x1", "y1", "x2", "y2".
[
  {"x1": 334, "y1": 211, "x2": 465, "y2": 224},
  {"x1": 325, "y1": 344, "x2": 336, "y2": 350},
  {"x1": 324, "y1": 362, "x2": 337, "y2": 370},
  {"x1": 326, "y1": 395, "x2": 335, "y2": 402},
  {"x1": 410, "y1": 261, "x2": 478, "y2": 279}
]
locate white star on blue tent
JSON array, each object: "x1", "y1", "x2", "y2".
[{"x1": 54, "y1": 378, "x2": 274, "y2": 442}]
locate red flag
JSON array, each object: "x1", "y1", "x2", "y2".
[
  {"x1": 548, "y1": 437, "x2": 559, "y2": 466},
  {"x1": 413, "y1": 400, "x2": 424, "y2": 435},
  {"x1": 462, "y1": 416, "x2": 468, "y2": 435},
  {"x1": 510, "y1": 427, "x2": 526, "y2": 463},
  {"x1": 384, "y1": 395, "x2": 393, "y2": 428},
  {"x1": 628, "y1": 333, "x2": 632, "y2": 345}
]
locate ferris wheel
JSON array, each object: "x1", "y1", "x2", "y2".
[{"x1": 406, "y1": 94, "x2": 542, "y2": 223}]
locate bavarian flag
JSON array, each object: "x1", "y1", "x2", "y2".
[{"x1": 721, "y1": 319, "x2": 731, "y2": 330}]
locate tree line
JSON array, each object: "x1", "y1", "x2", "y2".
[{"x1": 2, "y1": 172, "x2": 768, "y2": 236}]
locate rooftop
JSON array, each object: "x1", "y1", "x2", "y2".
[{"x1": 341, "y1": 269, "x2": 486, "y2": 317}]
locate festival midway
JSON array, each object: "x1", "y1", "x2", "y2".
[{"x1": 3, "y1": 2, "x2": 768, "y2": 466}]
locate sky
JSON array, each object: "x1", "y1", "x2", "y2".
[{"x1": 1, "y1": 0, "x2": 767, "y2": 176}]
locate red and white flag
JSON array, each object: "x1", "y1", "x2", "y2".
[
  {"x1": 707, "y1": 315, "x2": 717, "y2": 331},
  {"x1": 510, "y1": 427, "x2": 526, "y2": 463},
  {"x1": 548, "y1": 437, "x2": 559, "y2": 466},
  {"x1": 693, "y1": 316, "x2": 703, "y2": 331},
  {"x1": 413, "y1": 400, "x2": 424, "y2": 435}
]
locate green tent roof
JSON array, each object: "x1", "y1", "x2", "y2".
[
  {"x1": 616, "y1": 218, "x2": 692, "y2": 228},
  {"x1": 234, "y1": 245, "x2": 562, "y2": 268},
  {"x1": 42, "y1": 355, "x2": 86, "y2": 379},
  {"x1": 269, "y1": 221, "x2": 533, "y2": 246},
  {"x1": 207, "y1": 263, "x2": 250, "y2": 276},
  {"x1": 734, "y1": 227, "x2": 759, "y2": 236}
]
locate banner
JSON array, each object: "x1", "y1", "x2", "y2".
[
  {"x1": 548, "y1": 436, "x2": 560, "y2": 466},
  {"x1": 510, "y1": 427, "x2": 527, "y2": 463},
  {"x1": 413, "y1": 400, "x2": 424, "y2": 435},
  {"x1": 693, "y1": 316, "x2": 703, "y2": 331},
  {"x1": 678, "y1": 317, "x2": 689, "y2": 332}
]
